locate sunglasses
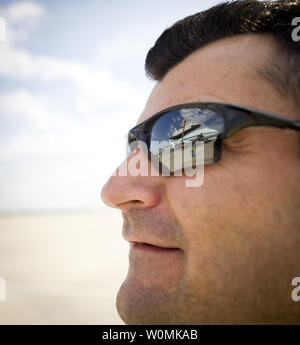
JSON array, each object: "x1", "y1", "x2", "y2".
[{"x1": 127, "y1": 102, "x2": 300, "y2": 174}]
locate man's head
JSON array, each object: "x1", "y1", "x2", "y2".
[{"x1": 101, "y1": 0, "x2": 300, "y2": 324}]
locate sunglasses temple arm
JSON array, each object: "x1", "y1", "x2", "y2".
[
  {"x1": 292, "y1": 121, "x2": 300, "y2": 132},
  {"x1": 256, "y1": 114, "x2": 300, "y2": 132}
]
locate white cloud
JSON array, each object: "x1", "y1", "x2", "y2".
[
  {"x1": 0, "y1": 87, "x2": 138, "y2": 162},
  {"x1": 0, "y1": 89, "x2": 54, "y2": 131},
  {"x1": 5, "y1": 1, "x2": 44, "y2": 25},
  {"x1": 0, "y1": 45, "x2": 34, "y2": 77},
  {"x1": 0, "y1": 44, "x2": 145, "y2": 106},
  {"x1": 0, "y1": 1, "x2": 45, "y2": 42}
]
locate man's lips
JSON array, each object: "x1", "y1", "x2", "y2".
[
  {"x1": 122, "y1": 224, "x2": 182, "y2": 254},
  {"x1": 129, "y1": 241, "x2": 181, "y2": 253}
]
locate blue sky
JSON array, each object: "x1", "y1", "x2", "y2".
[{"x1": 0, "y1": 0, "x2": 218, "y2": 212}]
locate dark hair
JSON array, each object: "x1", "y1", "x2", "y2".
[{"x1": 145, "y1": 0, "x2": 300, "y2": 108}]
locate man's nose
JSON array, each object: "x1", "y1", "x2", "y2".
[{"x1": 101, "y1": 157, "x2": 162, "y2": 211}]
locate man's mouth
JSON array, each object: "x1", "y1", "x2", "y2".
[{"x1": 130, "y1": 241, "x2": 180, "y2": 253}]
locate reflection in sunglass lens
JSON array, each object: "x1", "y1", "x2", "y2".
[{"x1": 149, "y1": 108, "x2": 224, "y2": 172}]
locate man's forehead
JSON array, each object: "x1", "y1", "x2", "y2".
[
  {"x1": 137, "y1": 86, "x2": 225, "y2": 125},
  {"x1": 136, "y1": 33, "x2": 293, "y2": 125}
]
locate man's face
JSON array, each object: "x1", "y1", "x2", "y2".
[{"x1": 101, "y1": 34, "x2": 300, "y2": 324}]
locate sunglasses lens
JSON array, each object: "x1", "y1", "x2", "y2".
[{"x1": 149, "y1": 107, "x2": 224, "y2": 172}]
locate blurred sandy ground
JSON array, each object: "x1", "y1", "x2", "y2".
[{"x1": 0, "y1": 208, "x2": 128, "y2": 324}]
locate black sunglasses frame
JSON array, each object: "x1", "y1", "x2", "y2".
[{"x1": 128, "y1": 102, "x2": 300, "y2": 171}]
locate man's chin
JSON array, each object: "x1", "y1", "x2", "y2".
[{"x1": 116, "y1": 276, "x2": 184, "y2": 325}]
